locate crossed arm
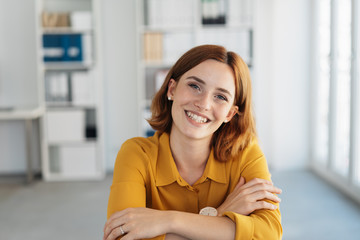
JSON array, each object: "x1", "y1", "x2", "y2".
[{"x1": 103, "y1": 177, "x2": 282, "y2": 240}]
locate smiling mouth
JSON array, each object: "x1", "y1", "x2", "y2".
[{"x1": 185, "y1": 111, "x2": 209, "y2": 123}]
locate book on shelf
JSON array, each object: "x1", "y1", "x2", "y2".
[
  {"x1": 45, "y1": 72, "x2": 70, "y2": 103},
  {"x1": 201, "y1": 0, "x2": 227, "y2": 25},
  {"x1": 43, "y1": 34, "x2": 83, "y2": 62},
  {"x1": 42, "y1": 11, "x2": 92, "y2": 31},
  {"x1": 71, "y1": 71, "x2": 95, "y2": 106},
  {"x1": 145, "y1": 0, "x2": 194, "y2": 28},
  {"x1": 70, "y1": 11, "x2": 92, "y2": 31},
  {"x1": 228, "y1": 0, "x2": 253, "y2": 26},
  {"x1": 143, "y1": 32, "x2": 163, "y2": 62},
  {"x1": 42, "y1": 12, "x2": 70, "y2": 28},
  {"x1": 45, "y1": 70, "x2": 95, "y2": 106},
  {"x1": 43, "y1": 33, "x2": 93, "y2": 64}
]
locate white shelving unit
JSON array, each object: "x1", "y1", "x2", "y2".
[
  {"x1": 136, "y1": 0, "x2": 254, "y2": 137},
  {"x1": 36, "y1": 0, "x2": 104, "y2": 181}
]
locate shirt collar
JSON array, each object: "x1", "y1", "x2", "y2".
[
  {"x1": 202, "y1": 149, "x2": 227, "y2": 184},
  {"x1": 155, "y1": 132, "x2": 228, "y2": 187},
  {"x1": 156, "y1": 132, "x2": 179, "y2": 187}
]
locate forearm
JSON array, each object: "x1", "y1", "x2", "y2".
[
  {"x1": 166, "y1": 211, "x2": 235, "y2": 240},
  {"x1": 165, "y1": 233, "x2": 190, "y2": 240}
]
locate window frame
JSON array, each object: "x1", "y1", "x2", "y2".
[{"x1": 311, "y1": 0, "x2": 360, "y2": 204}]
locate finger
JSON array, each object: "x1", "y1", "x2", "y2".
[
  {"x1": 249, "y1": 190, "x2": 281, "y2": 203},
  {"x1": 105, "y1": 225, "x2": 126, "y2": 240},
  {"x1": 240, "y1": 176, "x2": 246, "y2": 185},
  {"x1": 104, "y1": 217, "x2": 127, "y2": 240},
  {"x1": 253, "y1": 200, "x2": 278, "y2": 211},
  {"x1": 234, "y1": 176, "x2": 246, "y2": 191},
  {"x1": 241, "y1": 179, "x2": 282, "y2": 195},
  {"x1": 104, "y1": 208, "x2": 132, "y2": 233},
  {"x1": 242, "y1": 178, "x2": 273, "y2": 189}
]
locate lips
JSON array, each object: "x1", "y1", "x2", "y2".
[{"x1": 185, "y1": 110, "x2": 209, "y2": 123}]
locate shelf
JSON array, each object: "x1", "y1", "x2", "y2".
[
  {"x1": 141, "y1": 24, "x2": 253, "y2": 33},
  {"x1": 0, "y1": 106, "x2": 45, "y2": 120},
  {"x1": 48, "y1": 139, "x2": 97, "y2": 146},
  {"x1": 42, "y1": 27, "x2": 93, "y2": 34},
  {"x1": 44, "y1": 62, "x2": 94, "y2": 71},
  {"x1": 201, "y1": 23, "x2": 253, "y2": 30},
  {"x1": 140, "y1": 60, "x2": 173, "y2": 68},
  {"x1": 44, "y1": 172, "x2": 104, "y2": 182},
  {"x1": 140, "y1": 25, "x2": 195, "y2": 33},
  {"x1": 46, "y1": 102, "x2": 97, "y2": 109},
  {"x1": 38, "y1": 0, "x2": 104, "y2": 181}
]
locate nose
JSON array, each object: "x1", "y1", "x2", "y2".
[{"x1": 194, "y1": 92, "x2": 211, "y2": 111}]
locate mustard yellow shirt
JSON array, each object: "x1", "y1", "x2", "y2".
[{"x1": 107, "y1": 132, "x2": 282, "y2": 240}]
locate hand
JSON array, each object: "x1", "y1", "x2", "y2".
[
  {"x1": 217, "y1": 177, "x2": 282, "y2": 216},
  {"x1": 103, "y1": 207, "x2": 171, "y2": 240}
]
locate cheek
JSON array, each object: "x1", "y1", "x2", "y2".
[{"x1": 214, "y1": 106, "x2": 232, "y2": 119}]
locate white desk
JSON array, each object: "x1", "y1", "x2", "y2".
[{"x1": 0, "y1": 106, "x2": 45, "y2": 183}]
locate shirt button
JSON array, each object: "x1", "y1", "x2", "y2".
[{"x1": 194, "y1": 188, "x2": 199, "y2": 193}]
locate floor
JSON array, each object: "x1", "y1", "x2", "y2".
[{"x1": 0, "y1": 169, "x2": 360, "y2": 240}]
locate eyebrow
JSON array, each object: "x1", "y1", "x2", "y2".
[{"x1": 186, "y1": 76, "x2": 233, "y2": 97}]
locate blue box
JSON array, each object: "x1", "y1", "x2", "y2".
[{"x1": 43, "y1": 34, "x2": 83, "y2": 62}]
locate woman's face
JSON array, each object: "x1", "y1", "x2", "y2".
[{"x1": 168, "y1": 59, "x2": 238, "y2": 142}]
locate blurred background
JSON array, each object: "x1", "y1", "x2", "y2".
[{"x1": 1, "y1": 0, "x2": 360, "y2": 239}]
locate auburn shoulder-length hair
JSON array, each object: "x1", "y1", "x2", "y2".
[{"x1": 148, "y1": 44, "x2": 256, "y2": 162}]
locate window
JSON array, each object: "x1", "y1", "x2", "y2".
[
  {"x1": 313, "y1": 0, "x2": 360, "y2": 200},
  {"x1": 333, "y1": 0, "x2": 351, "y2": 176},
  {"x1": 315, "y1": 0, "x2": 331, "y2": 164}
]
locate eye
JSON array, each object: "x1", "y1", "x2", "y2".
[
  {"x1": 189, "y1": 83, "x2": 200, "y2": 91},
  {"x1": 215, "y1": 94, "x2": 228, "y2": 102}
]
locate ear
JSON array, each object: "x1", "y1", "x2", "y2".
[
  {"x1": 224, "y1": 105, "x2": 238, "y2": 123},
  {"x1": 167, "y1": 79, "x2": 177, "y2": 99}
]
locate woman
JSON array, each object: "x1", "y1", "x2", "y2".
[{"x1": 104, "y1": 45, "x2": 282, "y2": 240}]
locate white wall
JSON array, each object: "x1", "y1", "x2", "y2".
[
  {"x1": 253, "y1": 0, "x2": 311, "y2": 170},
  {"x1": 0, "y1": 0, "x2": 40, "y2": 174},
  {"x1": 101, "y1": 0, "x2": 139, "y2": 171}
]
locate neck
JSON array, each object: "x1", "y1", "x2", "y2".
[{"x1": 169, "y1": 131, "x2": 211, "y2": 184}]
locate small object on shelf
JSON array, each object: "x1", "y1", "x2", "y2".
[
  {"x1": 45, "y1": 71, "x2": 70, "y2": 103},
  {"x1": 143, "y1": 32, "x2": 163, "y2": 62},
  {"x1": 70, "y1": 70, "x2": 95, "y2": 106},
  {"x1": 86, "y1": 125, "x2": 97, "y2": 139},
  {"x1": 146, "y1": 0, "x2": 194, "y2": 28},
  {"x1": 201, "y1": 0, "x2": 227, "y2": 25},
  {"x1": 70, "y1": 11, "x2": 92, "y2": 31},
  {"x1": 42, "y1": 12, "x2": 70, "y2": 28},
  {"x1": 43, "y1": 34, "x2": 83, "y2": 62}
]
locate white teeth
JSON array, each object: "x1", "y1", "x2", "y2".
[{"x1": 186, "y1": 111, "x2": 208, "y2": 123}]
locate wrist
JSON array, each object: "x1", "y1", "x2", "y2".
[
  {"x1": 167, "y1": 210, "x2": 179, "y2": 233},
  {"x1": 216, "y1": 206, "x2": 224, "y2": 216}
]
